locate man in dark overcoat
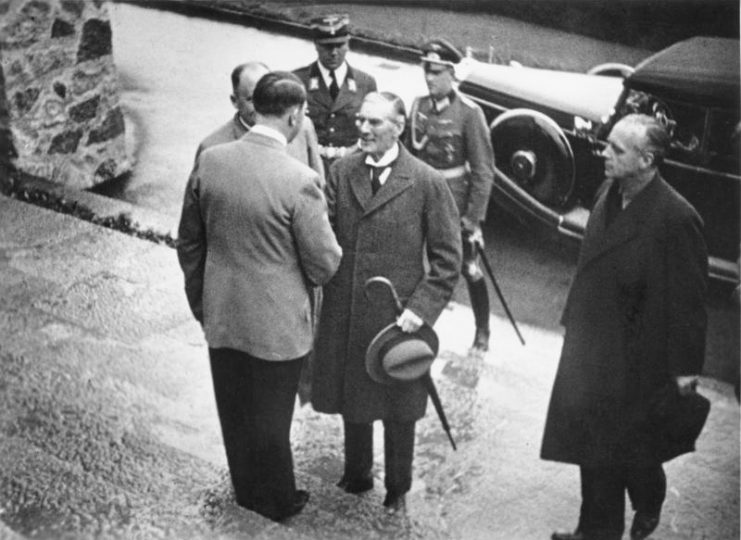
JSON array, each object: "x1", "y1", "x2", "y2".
[
  {"x1": 542, "y1": 114, "x2": 708, "y2": 540},
  {"x1": 312, "y1": 92, "x2": 462, "y2": 513}
]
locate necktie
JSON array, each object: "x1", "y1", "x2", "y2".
[
  {"x1": 329, "y1": 70, "x2": 340, "y2": 101},
  {"x1": 369, "y1": 166, "x2": 387, "y2": 195},
  {"x1": 605, "y1": 181, "x2": 622, "y2": 228}
]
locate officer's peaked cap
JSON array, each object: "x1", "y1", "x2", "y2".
[
  {"x1": 420, "y1": 38, "x2": 463, "y2": 67},
  {"x1": 311, "y1": 14, "x2": 351, "y2": 44}
]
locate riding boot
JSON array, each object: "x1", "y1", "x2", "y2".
[{"x1": 467, "y1": 277, "x2": 490, "y2": 351}]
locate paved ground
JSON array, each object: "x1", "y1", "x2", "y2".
[{"x1": 0, "y1": 189, "x2": 738, "y2": 540}]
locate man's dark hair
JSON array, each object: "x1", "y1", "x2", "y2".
[
  {"x1": 230, "y1": 62, "x2": 269, "y2": 91},
  {"x1": 252, "y1": 71, "x2": 307, "y2": 117}
]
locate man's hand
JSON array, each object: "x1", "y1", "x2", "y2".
[
  {"x1": 676, "y1": 375, "x2": 699, "y2": 396},
  {"x1": 464, "y1": 225, "x2": 484, "y2": 251},
  {"x1": 397, "y1": 308, "x2": 423, "y2": 333}
]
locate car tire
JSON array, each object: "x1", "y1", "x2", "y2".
[{"x1": 489, "y1": 109, "x2": 575, "y2": 209}]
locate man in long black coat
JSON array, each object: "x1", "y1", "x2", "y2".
[
  {"x1": 312, "y1": 92, "x2": 461, "y2": 514},
  {"x1": 541, "y1": 114, "x2": 708, "y2": 540}
]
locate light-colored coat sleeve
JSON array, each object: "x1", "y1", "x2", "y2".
[
  {"x1": 303, "y1": 117, "x2": 325, "y2": 186},
  {"x1": 293, "y1": 178, "x2": 342, "y2": 287},
  {"x1": 176, "y1": 160, "x2": 206, "y2": 323}
]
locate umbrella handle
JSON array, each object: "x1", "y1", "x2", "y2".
[{"x1": 364, "y1": 276, "x2": 404, "y2": 314}]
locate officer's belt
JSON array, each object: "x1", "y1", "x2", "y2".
[
  {"x1": 319, "y1": 144, "x2": 356, "y2": 160},
  {"x1": 437, "y1": 165, "x2": 468, "y2": 179}
]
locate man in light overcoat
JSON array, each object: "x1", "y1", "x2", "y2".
[
  {"x1": 312, "y1": 91, "x2": 462, "y2": 514},
  {"x1": 542, "y1": 114, "x2": 708, "y2": 540},
  {"x1": 177, "y1": 72, "x2": 341, "y2": 522},
  {"x1": 195, "y1": 61, "x2": 324, "y2": 181}
]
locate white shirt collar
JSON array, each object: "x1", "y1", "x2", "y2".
[
  {"x1": 317, "y1": 61, "x2": 348, "y2": 89},
  {"x1": 365, "y1": 143, "x2": 399, "y2": 185},
  {"x1": 365, "y1": 142, "x2": 399, "y2": 168},
  {"x1": 433, "y1": 96, "x2": 451, "y2": 112},
  {"x1": 250, "y1": 124, "x2": 287, "y2": 146},
  {"x1": 237, "y1": 114, "x2": 252, "y2": 131}
]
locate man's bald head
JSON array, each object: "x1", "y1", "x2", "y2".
[{"x1": 230, "y1": 62, "x2": 270, "y2": 126}]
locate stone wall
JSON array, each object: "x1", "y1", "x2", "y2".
[{"x1": 0, "y1": 0, "x2": 129, "y2": 190}]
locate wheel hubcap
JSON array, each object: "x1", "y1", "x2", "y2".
[{"x1": 511, "y1": 150, "x2": 536, "y2": 183}]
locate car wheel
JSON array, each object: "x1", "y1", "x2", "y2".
[{"x1": 489, "y1": 109, "x2": 575, "y2": 209}]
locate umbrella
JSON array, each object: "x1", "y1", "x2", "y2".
[{"x1": 364, "y1": 276, "x2": 457, "y2": 450}]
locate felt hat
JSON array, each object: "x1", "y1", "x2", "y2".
[
  {"x1": 311, "y1": 14, "x2": 351, "y2": 44},
  {"x1": 365, "y1": 322, "x2": 439, "y2": 385}
]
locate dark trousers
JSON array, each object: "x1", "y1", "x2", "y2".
[
  {"x1": 343, "y1": 419, "x2": 416, "y2": 497},
  {"x1": 578, "y1": 465, "x2": 666, "y2": 539},
  {"x1": 209, "y1": 347, "x2": 305, "y2": 520}
]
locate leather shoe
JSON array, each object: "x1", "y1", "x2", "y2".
[
  {"x1": 272, "y1": 489, "x2": 309, "y2": 522},
  {"x1": 382, "y1": 492, "x2": 406, "y2": 515},
  {"x1": 551, "y1": 531, "x2": 584, "y2": 540},
  {"x1": 471, "y1": 327, "x2": 490, "y2": 352},
  {"x1": 630, "y1": 512, "x2": 660, "y2": 539},
  {"x1": 336, "y1": 475, "x2": 374, "y2": 494}
]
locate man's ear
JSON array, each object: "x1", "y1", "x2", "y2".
[
  {"x1": 641, "y1": 151, "x2": 655, "y2": 168},
  {"x1": 394, "y1": 115, "x2": 406, "y2": 136},
  {"x1": 287, "y1": 106, "x2": 299, "y2": 128},
  {"x1": 230, "y1": 94, "x2": 237, "y2": 108}
]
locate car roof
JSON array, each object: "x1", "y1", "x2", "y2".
[{"x1": 628, "y1": 37, "x2": 740, "y2": 108}]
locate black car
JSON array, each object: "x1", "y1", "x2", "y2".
[{"x1": 458, "y1": 37, "x2": 740, "y2": 283}]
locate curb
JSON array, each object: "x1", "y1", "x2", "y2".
[{"x1": 6, "y1": 174, "x2": 177, "y2": 247}]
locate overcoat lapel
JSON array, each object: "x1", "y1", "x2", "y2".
[
  {"x1": 578, "y1": 177, "x2": 660, "y2": 272},
  {"x1": 349, "y1": 161, "x2": 374, "y2": 210},
  {"x1": 347, "y1": 148, "x2": 414, "y2": 216},
  {"x1": 364, "y1": 167, "x2": 413, "y2": 216}
]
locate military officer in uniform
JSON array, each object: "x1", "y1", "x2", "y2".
[
  {"x1": 408, "y1": 39, "x2": 495, "y2": 352},
  {"x1": 294, "y1": 14, "x2": 377, "y2": 169}
]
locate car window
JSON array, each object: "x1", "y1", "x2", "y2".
[
  {"x1": 617, "y1": 90, "x2": 704, "y2": 157},
  {"x1": 704, "y1": 109, "x2": 740, "y2": 174},
  {"x1": 707, "y1": 109, "x2": 740, "y2": 160}
]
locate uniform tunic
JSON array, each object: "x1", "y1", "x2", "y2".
[
  {"x1": 409, "y1": 91, "x2": 494, "y2": 229},
  {"x1": 294, "y1": 62, "x2": 377, "y2": 151}
]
